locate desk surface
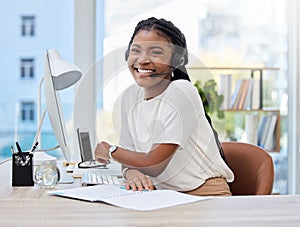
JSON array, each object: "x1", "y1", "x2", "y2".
[{"x1": 1, "y1": 159, "x2": 300, "y2": 226}]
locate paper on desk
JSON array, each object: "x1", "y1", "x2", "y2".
[{"x1": 48, "y1": 184, "x2": 209, "y2": 211}]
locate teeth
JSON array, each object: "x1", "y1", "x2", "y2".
[{"x1": 137, "y1": 68, "x2": 154, "y2": 73}]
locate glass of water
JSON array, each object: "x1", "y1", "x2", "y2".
[{"x1": 35, "y1": 161, "x2": 60, "y2": 189}]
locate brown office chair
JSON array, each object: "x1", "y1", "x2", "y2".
[{"x1": 221, "y1": 141, "x2": 274, "y2": 195}]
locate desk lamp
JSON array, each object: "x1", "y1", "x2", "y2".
[{"x1": 33, "y1": 49, "x2": 82, "y2": 165}]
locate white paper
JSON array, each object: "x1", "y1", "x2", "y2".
[{"x1": 48, "y1": 184, "x2": 209, "y2": 211}]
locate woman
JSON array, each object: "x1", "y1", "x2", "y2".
[{"x1": 95, "y1": 17, "x2": 234, "y2": 196}]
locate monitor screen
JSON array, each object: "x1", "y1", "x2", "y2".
[
  {"x1": 77, "y1": 129, "x2": 93, "y2": 161},
  {"x1": 43, "y1": 50, "x2": 70, "y2": 162}
]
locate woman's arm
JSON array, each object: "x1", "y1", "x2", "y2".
[{"x1": 95, "y1": 141, "x2": 178, "y2": 177}]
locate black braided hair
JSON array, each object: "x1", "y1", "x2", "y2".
[
  {"x1": 126, "y1": 17, "x2": 190, "y2": 82},
  {"x1": 127, "y1": 17, "x2": 227, "y2": 163}
]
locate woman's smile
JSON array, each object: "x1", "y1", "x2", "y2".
[{"x1": 134, "y1": 67, "x2": 156, "y2": 78}]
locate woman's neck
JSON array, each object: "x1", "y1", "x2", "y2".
[{"x1": 144, "y1": 79, "x2": 171, "y2": 100}]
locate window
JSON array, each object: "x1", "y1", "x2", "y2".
[
  {"x1": 20, "y1": 58, "x2": 34, "y2": 79},
  {"x1": 0, "y1": 1, "x2": 75, "y2": 163},
  {"x1": 21, "y1": 16, "x2": 35, "y2": 36},
  {"x1": 20, "y1": 101, "x2": 35, "y2": 122}
]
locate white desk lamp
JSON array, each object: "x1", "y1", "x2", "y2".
[{"x1": 33, "y1": 49, "x2": 82, "y2": 165}]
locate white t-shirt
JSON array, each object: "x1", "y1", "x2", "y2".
[{"x1": 113, "y1": 79, "x2": 234, "y2": 191}]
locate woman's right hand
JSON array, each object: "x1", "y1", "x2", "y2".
[{"x1": 125, "y1": 169, "x2": 155, "y2": 191}]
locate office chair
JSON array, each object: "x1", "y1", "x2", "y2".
[{"x1": 221, "y1": 141, "x2": 274, "y2": 195}]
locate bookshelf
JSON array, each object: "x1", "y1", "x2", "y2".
[{"x1": 188, "y1": 66, "x2": 281, "y2": 152}]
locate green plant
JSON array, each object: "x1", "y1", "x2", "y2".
[{"x1": 194, "y1": 79, "x2": 224, "y2": 119}]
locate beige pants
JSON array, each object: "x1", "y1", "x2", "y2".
[{"x1": 183, "y1": 178, "x2": 232, "y2": 196}]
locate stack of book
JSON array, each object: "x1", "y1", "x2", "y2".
[
  {"x1": 231, "y1": 79, "x2": 252, "y2": 110},
  {"x1": 230, "y1": 78, "x2": 260, "y2": 110}
]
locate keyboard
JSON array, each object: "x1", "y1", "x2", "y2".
[{"x1": 81, "y1": 172, "x2": 120, "y2": 186}]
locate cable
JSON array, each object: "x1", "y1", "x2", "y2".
[
  {"x1": 33, "y1": 145, "x2": 60, "y2": 152},
  {"x1": 0, "y1": 157, "x2": 12, "y2": 166}
]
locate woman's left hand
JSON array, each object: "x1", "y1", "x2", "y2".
[
  {"x1": 125, "y1": 169, "x2": 155, "y2": 191},
  {"x1": 94, "y1": 141, "x2": 111, "y2": 163}
]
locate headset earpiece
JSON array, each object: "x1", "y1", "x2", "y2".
[
  {"x1": 125, "y1": 49, "x2": 129, "y2": 61},
  {"x1": 172, "y1": 50, "x2": 187, "y2": 69}
]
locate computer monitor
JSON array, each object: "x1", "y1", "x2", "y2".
[
  {"x1": 76, "y1": 128, "x2": 93, "y2": 162},
  {"x1": 43, "y1": 49, "x2": 81, "y2": 162}
]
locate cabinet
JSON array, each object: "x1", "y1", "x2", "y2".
[{"x1": 188, "y1": 66, "x2": 281, "y2": 152}]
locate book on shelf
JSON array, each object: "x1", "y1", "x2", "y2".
[
  {"x1": 242, "y1": 79, "x2": 254, "y2": 109},
  {"x1": 257, "y1": 114, "x2": 277, "y2": 150},
  {"x1": 231, "y1": 78, "x2": 254, "y2": 110},
  {"x1": 263, "y1": 114, "x2": 278, "y2": 150},
  {"x1": 231, "y1": 79, "x2": 244, "y2": 109},
  {"x1": 245, "y1": 114, "x2": 258, "y2": 145},
  {"x1": 251, "y1": 79, "x2": 261, "y2": 109},
  {"x1": 48, "y1": 184, "x2": 209, "y2": 211},
  {"x1": 219, "y1": 74, "x2": 232, "y2": 110},
  {"x1": 257, "y1": 115, "x2": 268, "y2": 146},
  {"x1": 230, "y1": 79, "x2": 241, "y2": 109},
  {"x1": 237, "y1": 79, "x2": 251, "y2": 110}
]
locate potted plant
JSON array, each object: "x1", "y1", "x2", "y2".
[{"x1": 194, "y1": 79, "x2": 224, "y2": 119}]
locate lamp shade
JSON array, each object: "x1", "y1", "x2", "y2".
[{"x1": 47, "y1": 49, "x2": 82, "y2": 90}]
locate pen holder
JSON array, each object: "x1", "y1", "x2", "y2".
[{"x1": 12, "y1": 152, "x2": 34, "y2": 186}]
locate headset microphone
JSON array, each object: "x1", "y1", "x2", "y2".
[{"x1": 150, "y1": 68, "x2": 175, "y2": 78}]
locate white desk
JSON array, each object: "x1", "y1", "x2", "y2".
[{"x1": 1, "y1": 159, "x2": 300, "y2": 226}]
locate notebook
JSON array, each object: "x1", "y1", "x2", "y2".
[{"x1": 48, "y1": 184, "x2": 210, "y2": 211}]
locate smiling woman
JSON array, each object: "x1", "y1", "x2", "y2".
[{"x1": 94, "y1": 17, "x2": 234, "y2": 197}]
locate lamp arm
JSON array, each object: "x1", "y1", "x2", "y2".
[
  {"x1": 32, "y1": 109, "x2": 47, "y2": 150},
  {"x1": 36, "y1": 77, "x2": 44, "y2": 150}
]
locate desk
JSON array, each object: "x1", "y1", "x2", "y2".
[{"x1": 1, "y1": 160, "x2": 300, "y2": 226}]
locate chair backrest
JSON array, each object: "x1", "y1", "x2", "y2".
[{"x1": 222, "y1": 141, "x2": 274, "y2": 195}]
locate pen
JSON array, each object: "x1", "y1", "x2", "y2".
[
  {"x1": 30, "y1": 141, "x2": 39, "y2": 153},
  {"x1": 15, "y1": 142, "x2": 25, "y2": 161},
  {"x1": 10, "y1": 145, "x2": 15, "y2": 154}
]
